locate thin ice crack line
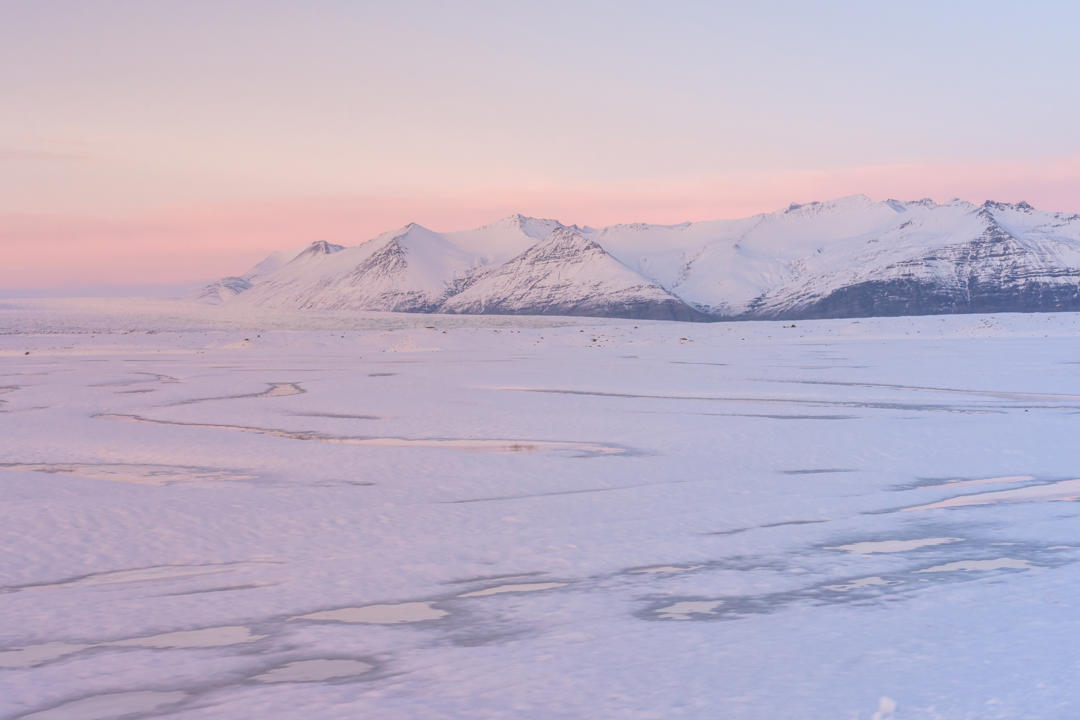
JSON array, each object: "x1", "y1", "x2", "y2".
[
  {"x1": 92, "y1": 412, "x2": 628, "y2": 455},
  {"x1": 758, "y1": 378, "x2": 1080, "y2": 402},
  {"x1": 445, "y1": 479, "x2": 688, "y2": 504},
  {"x1": 166, "y1": 382, "x2": 306, "y2": 406},
  {"x1": 501, "y1": 387, "x2": 1001, "y2": 413}
]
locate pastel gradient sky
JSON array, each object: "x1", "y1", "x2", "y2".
[{"x1": 4, "y1": 0, "x2": 1080, "y2": 289}]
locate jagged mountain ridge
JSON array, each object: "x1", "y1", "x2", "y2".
[
  {"x1": 443, "y1": 228, "x2": 708, "y2": 321},
  {"x1": 202, "y1": 195, "x2": 1080, "y2": 320}
]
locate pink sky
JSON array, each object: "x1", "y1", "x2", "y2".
[
  {"x1": 5, "y1": 4, "x2": 1080, "y2": 290},
  {"x1": 5, "y1": 157, "x2": 1080, "y2": 289}
]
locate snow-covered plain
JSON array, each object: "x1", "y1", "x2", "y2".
[{"x1": 3, "y1": 298, "x2": 1080, "y2": 719}]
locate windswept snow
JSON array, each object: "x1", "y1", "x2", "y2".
[{"x1": 4, "y1": 302, "x2": 1080, "y2": 718}]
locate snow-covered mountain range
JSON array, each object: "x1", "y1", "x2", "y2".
[{"x1": 200, "y1": 195, "x2": 1080, "y2": 320}]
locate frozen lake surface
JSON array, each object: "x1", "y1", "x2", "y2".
[{"x1": 3, "y1": 299, "x2": 1080, "y2": 719}]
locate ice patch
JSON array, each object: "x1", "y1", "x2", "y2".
[
  {"x1": 20, "y1": 691, "x2": 187, "y2": 719},
  {"x1": 109, "y1": 625, "x2": 264, "y2": 648},
  {"x1": 904, "y1": 478, "x2": 1080, "y2": 511},
  {"x1": 296, "y1": 601, "x2": 447, "y2": 624},
  {"x1": 458, "y1": 582, "x2": 567, "y2": 598},
  {"x1": 261, "y1": 382, "x2": 304, "y2": 397},
  {"x1": 921, "y1": 475, "x2": 1035, "y2": 489},
  {"x1": 654, "y1": 600, "x2": 723, "y2": 620},
  {"x1": 827, "y1": 538, "x2": 962, "y2": 554},
  {"x1": 917, "y1": 558, "x2": 1034, "y2": 573},
  {"x1": 629, "y1": 565, "x2": 705, "y2": 575},
  {"x1": 824, "y1": 577, "x2": 899, "y2": 592},
  {"x1": 0, "y1": 641, "x2": 89, "y2": 668},
  {"x1": 254, "y1": 659, "x2": 374, "y2": 683},
  {"x1": 0, "y1": 626, "x2": 264, "y2": 667}
]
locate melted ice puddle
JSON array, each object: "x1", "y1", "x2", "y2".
[
  {"x1": 21, "y1": 691, "x2": 187, "y2": 719},
  {"x1": 458, "y1": 582, "x2": 567, "y2": 598},
  {"x1": 905, "y1": 478, "x2": 1080, "y2": 511},
  {"x1": 630, "y1": 565, "x2": 705, "y2": 575},
  {"x1": 824, "y1": 577, "x2": 900, "y2": 592},
  {"x1": 254, "y1": 659, "x2": 373, "y2": 683},
  {"x1": 297, "y1": 601, "x2": 447, "y2": 624},
  {"x1": 827, "y1": 538, "x2": 962, "y2": 554},
  {"x1": 655, "y1": 600, "x2": 723, "y2": 620},
  {"x1": 917, "y1": 558, "x2": 1035, "y2": 573}
]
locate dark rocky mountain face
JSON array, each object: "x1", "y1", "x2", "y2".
[{"x1": 749, "y1": 211, "x2": 1080, "y2": 319}]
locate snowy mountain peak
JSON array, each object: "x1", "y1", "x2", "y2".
[
  {"x1": 366, "y1": 222, "x2": 434, "y2": 249},
  {"x1": 295, "y1": 240, "x2": 345, "y2": 258},
  {"x1": 944, "y1": 198, "x2": 978, "y2": 211},
  {"x1": 204, "y1": 195, "x2": 1080, "y2": 321},
  {"x1": 982, "y1": 199, "x2": 1035, "y2": 213},
  {"x1": 443, "y1": 227, "x2": 705, "y2": 320},
  {"x1": 443, "y1": 215, "x2": 566, "y2": 266},
  {"x1": 885, "y1": 198, "x2": 938, "y2": 212},
  {"x1": 527, "y1": 226, "x2": 603, "y2": 255},
  {"x1": 384, "y1": 223, "x2": 445, "y2": 249},
  {"x1": 784, "y1": 194, "x2": 875, "y2": 216},
  {"x1": 494, "y1": 212, "x2": 532, "y2": 227},
  {"x1": 194, "y1": 276, "x2": 253, "y2": 304},
  {"x1": 485, "y1": 214, "x2": 566, "y2": 239}
]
